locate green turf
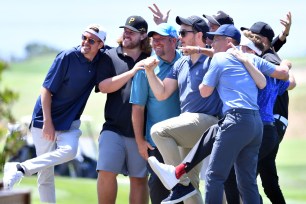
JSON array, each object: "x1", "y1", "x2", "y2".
[
  {"x1": 2, "y1": 55, "x2": 306, "y2": 203},
  {"x1": 0, "y1": 139, "x2": 303, "y2": 203}
]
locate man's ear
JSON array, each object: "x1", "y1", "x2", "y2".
[
  {"x1": 140, "y1": 33, "x2": 148, "y2": 41},
  {"x1": 196, "y1": 31, "x2": 203, "y2": 40}
]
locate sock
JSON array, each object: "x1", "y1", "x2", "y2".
[
  {"x1": 175, "y1": 163, "x2": 187, "y2": 179},
  {"x1": 16, "y1": 164, "x2": 25, "y2": 174}
]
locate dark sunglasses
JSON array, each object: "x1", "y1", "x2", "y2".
[
  {"x1": 81, "y1": 34, "x2": 100, "y2": 45},
  {"x1": 179, "y1": 30, "x2": 194, "y2": 38}
]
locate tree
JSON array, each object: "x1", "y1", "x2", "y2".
[
  {"x1": 25, "y1": 42, "x2": 59, "y2": 58},
  {"x1": 0, "y1": 60, "x2": 24, "y2": 172}
]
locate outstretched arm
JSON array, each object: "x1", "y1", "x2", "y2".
[
  {"x1": 99, "y1": 60, "x2": 145, "y2": 93},
  {"x1": 178, "y1": 46, "x2": 214, "y2": 57}
]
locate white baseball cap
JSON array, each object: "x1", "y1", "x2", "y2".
[
  {"x1": 85, "y1": 24, "x2": 107, "y2": 43},
  {"x1": 240, "y1": 35, "x2": 262, "y2": 55}
]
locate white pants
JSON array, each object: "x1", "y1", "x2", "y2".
[{"x1": 21, "y1": 120, "x2": 81, "y2": 203}]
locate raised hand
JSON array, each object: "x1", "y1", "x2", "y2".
[
  {"x1": 280, "y1": 12, "x2": 292, "y2": 36},
  {"x1": 144, "y1": 56, "x2": 160, "y2": 72},
  {"x1": 148, "y1": 3, "x2": 171, "y2": 25}
]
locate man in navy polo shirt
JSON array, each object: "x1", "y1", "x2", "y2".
[{"x1": 3, "y1": 24, "x2": 106, "y2": 203}]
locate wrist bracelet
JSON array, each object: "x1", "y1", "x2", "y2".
[
  {"x1": 283, "y1": 32, "x2": 289, "y2": 37},
  {"x1": 197, "y1": 46, "x2": 201, "y2": 54}
]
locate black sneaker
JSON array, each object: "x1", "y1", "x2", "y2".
[{"x1": 161, "y1": 183, "x2": 197, "y2": 204}]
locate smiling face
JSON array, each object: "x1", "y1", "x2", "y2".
[
  {"x1": 178, "y1": 24, "x2": 197, "y2": 47},
  {"x1": 211, "y1": 35, "x2": 231, "y2": 53},
  {"x1": 122, "y1": 28, "x2": 145, "y2": 49},
  {"x1": 151, "y1": 33, "x2": 176, "y2": 61},
  {"x1": 81, "y1": 31, "x2": 103, "y2": 61}
]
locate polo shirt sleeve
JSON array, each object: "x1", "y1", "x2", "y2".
[
  {"x1": 202, "y1": 55, "x2": 221, "y2": 87},
  {"x1": 130, "y1": 70, "x2": 149, "y2": 106},
  {"x1": 42, "y1": 51, "x2": 69, "y2": 94},
  {"x1": 277, "y1": 80, "x2": 290, "y2": 95},
  {"x1": 166, "y1": 60, "x2": 179, "y2": 80},
  {"x1": 252, "y1": 55, "x2": 276, "y2": 76}
]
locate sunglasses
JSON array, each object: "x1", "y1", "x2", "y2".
[
  {"x1": 179, "y1": 30, "x2": 194, "y2": 38},
  {"x1": 81, "y1": 34, "x2": 100, "y2": 45}
]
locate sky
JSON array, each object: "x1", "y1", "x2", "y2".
[{"x1": 1, "y1": 0, "x2": 305, "y2": 61}]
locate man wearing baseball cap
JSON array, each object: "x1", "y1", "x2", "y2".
[
  {"x1": 176, "y1": 15, "x2": 210, "y2": 44},
  {"x1": 96, "y1": 15, "x2": 151, "y2": 204},
  {"x1": 120, "y1": 15, "x2": 148, "y2": 33},
  {"x1": 241, "y1": 21, "x2": 295, "y2": 204},
  {"x1": 241, "y1": 21, "x2": 275, "y2": 46},
  {"x1": 203, "y1": 11, "x2": 234, "y2": 47},
  {"x1": 3, "y1": 23, "x2": 106, "y2": 203},
  {"x1": 203, "y1": 10, "x2": 234, "y2": 26},
  {"x1": 146, "y1": 15, "x2": 222, "y2": 204},
  {"x1": 200, "y1": 24, "x2": 264, "y2": 203},
  {"x1": 130, "y1": 22, "x2": 182, "y2": 204}
]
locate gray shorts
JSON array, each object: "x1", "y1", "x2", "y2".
[{"x1": 97, "y1": 130, "x2": 147, "y2": 177}]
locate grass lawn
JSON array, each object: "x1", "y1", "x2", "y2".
[
  {"x1": 1, "y1": 55, "x2": 306, "y2": 203},
  {"x1": 0, "y1": 139, "x2": 304, "y2": 204}
]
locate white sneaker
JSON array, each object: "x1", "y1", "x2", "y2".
[
  {"x1": 148, "y1": 156, "x2": 179, "y2": 190},
  {"x1": 3, "y1": 162, "x2": 24, "y2": 190}
]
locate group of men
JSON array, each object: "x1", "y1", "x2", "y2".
[{"x1": 2, "y1": 4, "x2": 295, "y2": 204}]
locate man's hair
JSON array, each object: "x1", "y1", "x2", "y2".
[
  {"x1": 242, "y1": 30, "x2": 265, "y2": 52},
  {"x1": 116, "y1": 32, "x2": 152, "y2": 55},
  {"x1": 188, "y1": 27, "x2": 206, "y2": 44}
]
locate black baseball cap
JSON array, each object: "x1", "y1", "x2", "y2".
[
  {"x1": 120, "y1": 15, "x2": 148, "y2": 33},
  {"x1": 241, "y1": 21, "x2": 275, "y2": 42},
  {"x1": 176, "y1": 15, "x2": 209, "y2": 37},
  {"x1": 203, "y1": 11, "x2": 234, "y2": 25}
]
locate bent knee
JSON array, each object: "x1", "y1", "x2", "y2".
[
  {"x1": 150, "y1": 122, "x2": 165, "y2": 139},
  {"x1": 59, "y1": 145, "x2": 78, "y2": 161}
]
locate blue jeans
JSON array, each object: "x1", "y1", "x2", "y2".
[
  {"x1": 205, "y1": 109, "x2": 263, "y2": 204},
  {"x1": 184, "y1": 123, "x2": 240, "y2": 204}
]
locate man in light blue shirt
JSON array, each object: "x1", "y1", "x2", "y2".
[{"x1": 199, "y1": 24, "x2": 264, "y2": 204}]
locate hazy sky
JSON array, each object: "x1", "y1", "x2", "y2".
[{"x1": 1, "y1": 0, "x2": 305, "y2": 60}]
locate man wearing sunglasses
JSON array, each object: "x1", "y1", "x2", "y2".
[
  {"x1": 96, "y1": 15, "x2": 151, "y2": 204},
  {"x1": 144, "y1": 15, "x2": 222, "y2": 204},
  {"x1": 3, "y1": 24, "x2": 106, "y2": 203}
]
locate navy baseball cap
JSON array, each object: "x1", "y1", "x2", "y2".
[
  {"x1": 176, "y1": 15, "x2": 209, "y2": 37},
  {"x1": 120, "y1": 15, "x2": 148, "y2": 33},
  {"x1": 207, "y1": 24, "x2": 241, "y2": 44},
  {"x1": 241, "y1": 22, "x2": 275, "y2": 42},
  {"x1": 148, "y1": 23, "x2": 178, "y2": 38},
  {"x1": 203, "y1": 11, "x2": 234, "y2": 25}
]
